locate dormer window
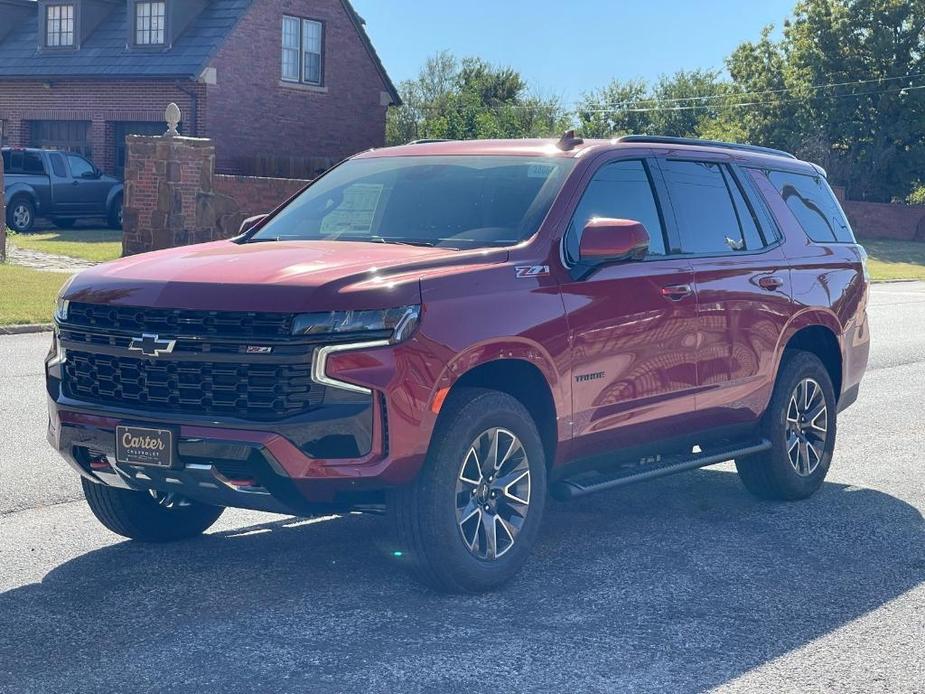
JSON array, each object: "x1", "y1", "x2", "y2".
[
  {"x1": 135, "y1": 1, "x2": 166, "y2": 45},
  {"x1": 46, "y1": 4, "x2": 75, "y2": 48}
]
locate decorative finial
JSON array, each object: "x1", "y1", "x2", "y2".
[{"x1": 165, "y1": 103, "x2": 181, "y2": 137}]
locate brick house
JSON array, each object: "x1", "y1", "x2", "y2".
[{"x1": 0, "y1": 0, "x2": 400, "y2": 177}]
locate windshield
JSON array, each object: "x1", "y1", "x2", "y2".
[{"x1": 248, "y1": 155, "x2": 576, "y2": 249}]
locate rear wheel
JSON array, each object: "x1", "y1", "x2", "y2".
[
  {"x1": 82, "y1": 478, "x2": 224, "y2": 542},
  {"x1": 390, "y1": 388, "x2": 547, "y2": 592},
  {"x1": 7, "y1": 198, "x2": 35, "y2": 233},
  {"x1": 736, "y1": 350, "x2": 837, "y2": 500}
]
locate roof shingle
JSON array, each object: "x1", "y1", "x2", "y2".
[{"x1": 0, "y1": 0, "x2": 253, "y2": 79}]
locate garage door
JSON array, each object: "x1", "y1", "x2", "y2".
[
  {"x1": 113, "y1": 121, "x2": 173, "y2": 177},
  {"x1": 29, "y1": 120, "x2": 91, "y2": 157}
]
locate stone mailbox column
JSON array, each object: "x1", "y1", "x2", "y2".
[{"x1": 122, "y1": 104, "x2": 218, "y2": 256}]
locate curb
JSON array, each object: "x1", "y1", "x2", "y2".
[
  {"x1": 0, "y1": 324, "x2": 53, "y2": 335},
  {"x1": 870, "y1": 278, "x2": 924, "y2": 284}
]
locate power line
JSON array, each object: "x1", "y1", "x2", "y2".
[
  {"x1": 586, "y1": 71, "x2": 925, "y2": 110},
  {"x1": 578, "y1": 83, "x2": 925, "y2": 115}
]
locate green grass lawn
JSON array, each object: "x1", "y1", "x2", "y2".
[
  {"x1": 9, "y1": 228, "x2": 122, "y2": 263},
  {"x1": 0, "y1": 265, "x2": 70, "y2": 326},
  {"x1": 861, "y1": 238, "x2": 925, "y2": 281}
]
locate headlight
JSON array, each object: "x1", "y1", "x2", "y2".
[
  {"x1": 53, "y1": 274, "x2": 77, "y2": 323},
  {"x1": 292, "y1": 305, "x2": 421, "y2": 343}
]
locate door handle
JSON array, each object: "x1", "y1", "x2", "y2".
[
  {"x1": 661, "y1": 284, "x2": 693, "y2": 301},
  {"x1": 71, "y1": 180, "x2": 80, "y2": 185},
  {"x1": 758, "y1": 276, "x2": 784, "y2": 291}
]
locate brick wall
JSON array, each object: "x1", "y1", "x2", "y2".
[
  {"x1": 0, "y1": 80, "x2": 206, "y2": 175},
  {"x1": 213, "y1": 174, "x2": 310, "y2": 234},
  {"x1": 843, "y1": 200, "x2": 925, "y2": 242},
  {"x1": 206, "y1": 0, "x2": 391, "y2": 175},
  {"x1": 123, "y1": 133, "x2": 313, "y2": 255}
]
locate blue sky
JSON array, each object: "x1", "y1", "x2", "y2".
[{"x1": 352, "y1": 0, "x2": 796, "y2": 106}]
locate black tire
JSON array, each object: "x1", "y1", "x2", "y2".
[
  {"x1": 53, "y1": 218, "x2": 77, "y2": 229},
  {"x1": 81, "y1": 478, "x2": 224, "y2": 542},
  {"x1": 107, "y1": 195, "x2": 123, "y2": 229},
  {"x1": 390, "y1": 388, "x2": 547, "y2": 593},
  {"x1": 736, "y1": 350, "x2": 837, "y2": 500},
  {"x1": 7, "y1": 197, "x2": 36, "y2": 233}
]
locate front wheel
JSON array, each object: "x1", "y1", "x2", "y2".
[
  {"x1": 390, "y1": 388, "x2": 547, "y2": 592},
  {"x1": 736, "y1": 350, "x2": 837, "y2": 500},
  {"x1": 82, "y1": 478, "x2": 224, "y2": 542},
  {"x1": 107, "y1": 195, "x2": 123, "y2": 229}
]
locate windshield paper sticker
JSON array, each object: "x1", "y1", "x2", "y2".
[{"x1": 320, "y1": 183, "x2": 384, "y2": 234}]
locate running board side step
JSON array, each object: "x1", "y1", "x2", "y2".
[{"x1": 551, "y1": 439, "x2": 772, "y2": 501}]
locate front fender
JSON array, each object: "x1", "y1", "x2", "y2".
[{"x1": 105, "y1": 183, "x2": 124, "y2": 210}]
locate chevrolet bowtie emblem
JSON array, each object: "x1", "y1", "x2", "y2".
[{"x1": 128, "y1": 333, "x2": 176, "y2": 357}]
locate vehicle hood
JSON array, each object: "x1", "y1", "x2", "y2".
[{"x1": 65, "y1": 239, "x2": 507, "y2": 313}]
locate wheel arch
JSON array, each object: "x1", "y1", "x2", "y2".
[
  {"x1": 106, "y1": 184, "x2": 124, "y2": 211},
  {"x1": 5, "y1": 184, "x2": 39, "y2": 212},
  {"x1": 779, "y1": 314, "x2": 843, "y2": 401},
  {"x1": 439, "y1": 357, "x2": 559, "y2": 471}
]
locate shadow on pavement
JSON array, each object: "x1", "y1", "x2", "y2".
[{"x1": 1, "y1": 468, "x2": 923, "y2": 693}]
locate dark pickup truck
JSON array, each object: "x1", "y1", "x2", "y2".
[{"x1": 2, "y1": 147, "x2": 123, "y2": 232}]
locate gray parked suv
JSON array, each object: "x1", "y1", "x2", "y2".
[{"x1": 3, "y1": 147, "x2": 123, "y2": 232}]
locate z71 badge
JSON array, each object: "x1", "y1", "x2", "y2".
[{"x1": 515, "y1": 265, "x2": 550, "y2": 279}]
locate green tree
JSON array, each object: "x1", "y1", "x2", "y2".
[
  {"x1": 724, "y1": 1, "x2": 925, "y2": 201},
  {"x1": 386, "y1": 52, "x2": 571, "y2": 145}
]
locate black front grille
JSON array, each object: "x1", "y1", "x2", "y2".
[
  {"x1": 63, "y1": 351, "x2": 324, "y2": 420},
  {"x1": 65, "y1": 303, "x2": 293, "y2": 339}
]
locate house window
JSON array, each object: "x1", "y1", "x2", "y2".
[
  {"x1": 135, "y1": 1, "x2": 166, "y2": 46},
  {"x1": 282, "y1": 16, "x2": 324, "y2": 86},
  {"x1": 46, "y1": 4, "x2": 75, "y2": 47}
]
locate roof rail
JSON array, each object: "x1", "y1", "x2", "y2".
[
  {"x1": 407, "y1": 139, "x2": 455, "y2": 145},
  {"x1": 616, "y1": 135, "x2": 796, "y2": 160}
]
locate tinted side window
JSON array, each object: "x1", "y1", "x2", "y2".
[
  {"x1": 67, "y1": 154, "x2": 94, "y2": 178},
  {"x1": 23, "y1": 152, "x2": 45, "y2": 175},
  {"x1": 49, "y1": 152, "x2": 66, "y2": 178},
  {"x1": 724, "y1": 168, "x2": 766, "y2": 250},
  {"x1": 1, "y1": 150, "x2": 9, "y2": 171},
  {"x1": 660, "y1": 159, "x2": 745, "y2": 254},
  {"x1": 566, "y1": 159, "x2": 666, "y2": 262},
  {"x1": 766, "y1": 170, "x2": 855, "y2": 243}
]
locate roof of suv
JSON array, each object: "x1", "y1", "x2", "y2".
[{"x1": 358, "y1": 136, "x2": 821, "y2": 175}]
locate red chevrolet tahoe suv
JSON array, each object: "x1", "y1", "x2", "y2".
[{"x1": 46, "y1": 134, "x2": 870, "y2": 592}]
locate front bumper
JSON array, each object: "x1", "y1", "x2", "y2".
[{"x1": 46, "y1": 334, "x2": 445, "y2": 514}]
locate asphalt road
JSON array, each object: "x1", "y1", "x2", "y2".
[{"x1": 2, "y1": 283, "x2": 924, "y2": 693}]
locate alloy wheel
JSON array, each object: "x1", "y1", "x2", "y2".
[
  {"x1": 785, "y1": 378, "x2": 829, "y2": 476},
  {"x1": 455, "y1": 427, "x2": 531, "y2": 560},
  {"x1": 13, "y1": 204, "x2": 31, "y2": 229}
]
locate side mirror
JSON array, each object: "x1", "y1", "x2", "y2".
[
  {"x1": 573, "y1": 218, "x2": 650, "y2": 279},
  {"x1": 239, "y1": 214, "x2": 268, "y2": 235},
  {"x1": 82, "y1": 169, "x2": 100, "y2": 179}
]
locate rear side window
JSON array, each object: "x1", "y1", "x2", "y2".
[
  {"x1": 766, "y1": 170, "x2": 855, "y2": 243},
  {"x1": 49, "y1": 152, "x2": 66, "y2": 178},
  {"x1": 565, "y1": 159, "x2": 667, "y2": 262},
  {"x1": 23, "y1": 151, "x2": 45, "y2": 175}
]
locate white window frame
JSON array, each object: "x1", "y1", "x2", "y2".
[
  {"x1": 281, "y1": 16, "x2": 324, "y2": 86},
  {"x1": 46, "y1": 4, "x2": 75, "y2": 48},
  {"x1": 135, "y1": 1, "x2": 166, "y2": 46}
]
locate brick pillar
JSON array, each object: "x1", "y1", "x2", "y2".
[
  {"x1": 0, "y1": 151, "x2": 6, "y2": 263},
  {"x1": 122, "y1": 134, "x2": 217, "y2": 256}
]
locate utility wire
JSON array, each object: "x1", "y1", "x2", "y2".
[{"x1": 587, "y1": 71, "x2": 925, "y2": 110}]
